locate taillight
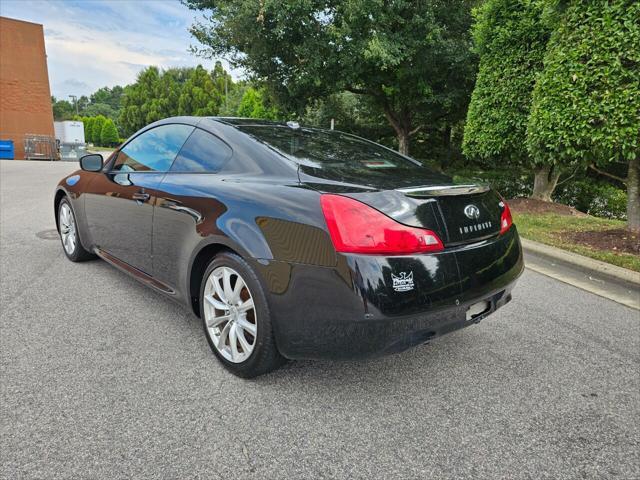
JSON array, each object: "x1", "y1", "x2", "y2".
[
  {"x1": 499, "y1": 200, "x2": 513, "y2": 234},
  {"x1": 320, "y1": 194, "x2": 444, "y2": 255}
]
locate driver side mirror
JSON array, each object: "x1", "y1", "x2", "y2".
[{"x1": 79, "y1": 153, "x2": 103, "y2": 172}]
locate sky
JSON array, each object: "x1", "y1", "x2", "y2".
[{"x1": 0, "y1": 0, "x2": 241, "y2": 99}]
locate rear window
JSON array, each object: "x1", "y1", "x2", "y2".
[{"x1": 238, "y1": 126, "x2": 423, "y2": 172}]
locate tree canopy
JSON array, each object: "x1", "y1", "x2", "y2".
[
  {"x1": 90, "y1": 86, "x2": 124, "y2": 110},
  {"x1": 463, "y1": 0, "x2": 551, "y2": 164},
  {"x1": 51, "y1": 97, "x2": 75, "y2": 121},
  {"x1": 186, "y1": 0, "x2": 477, "y2": 154},
  {"x1": 462, "y1": 0, "x2": 561, "y2": 200},
  {"x1": 52, "y1": 88, "x2": 123, "y2": 124},
  {"x1": 178, "y1": 64, "x2": 223, "y2": 116},
  {"x1": 118, "y1": 63, "x2": 250, "y2": 136},
  {"x1": 527, "y1": 0, "x2": 640, "y2": 230},
  {"x1": 237, "y1": 87, "x2": 279, "y2": 119}
]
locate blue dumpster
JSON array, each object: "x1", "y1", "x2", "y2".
[{"x1": 0, "y1": 140, "x2": 14, "y2": 159}]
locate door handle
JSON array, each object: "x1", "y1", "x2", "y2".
[
  {"x1": 132, "y1": 192, "x2": 150, "y2": 202},
  {"x1": 159, "y1": 199, "x2": 203, "y2": 223}
]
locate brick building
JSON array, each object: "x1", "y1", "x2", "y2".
[{"x1": 0, "y1": 17, "x2": 55, "y2": 159}]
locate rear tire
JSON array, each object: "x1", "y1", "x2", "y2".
[
  {"x1": 200, "y1": 252, "x2": 285, "y2": 378},
  {"x1": 58, "y1": 197, "x2": 95, "y2": 262}
]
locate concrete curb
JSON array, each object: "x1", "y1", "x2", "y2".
[{"x1": 521, "y1": 238, "x2": 640, "y2": 286}]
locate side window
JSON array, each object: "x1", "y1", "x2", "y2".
[
  {"x1": 170, "y1": 128, "x2": 233, "y2": 173},
  {"x1": 112, "y1": 124, "x2": 194, "y2": 172}
]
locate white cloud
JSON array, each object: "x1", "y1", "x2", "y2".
[{"x1": 0, "y1": 0, "x2": 242, "y2": 98}]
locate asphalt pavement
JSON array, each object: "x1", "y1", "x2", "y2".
[{"x1": 1, "y1": 161, "x2": 639, "y2": 479}]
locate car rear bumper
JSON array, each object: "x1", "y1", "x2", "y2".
[{"x1": 252, "y1": 226, "x2": 524, "y2": 360}]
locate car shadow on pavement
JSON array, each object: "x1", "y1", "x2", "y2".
[{"x1": 84, "y1": 257, "x2": 472, "y2": 388}]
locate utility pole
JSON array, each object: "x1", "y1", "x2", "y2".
[{"x1": 69, "y1": 95, "x2": 78, "y2": 116}]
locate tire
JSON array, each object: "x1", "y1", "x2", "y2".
[
  {"x1": 200, "y1": 252, "x2": 285, "y2": 378},
  {"x1": 58, "y1": 197, "x2": 95, "y2": 262}
]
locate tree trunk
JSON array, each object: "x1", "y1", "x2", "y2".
[
  {"x1": 440, "y1": 125, "x2": 452, "y2": 170},
  {"x1": 397, "y1": 129, "x2": 410, "y2": 156},
  {"x1": 627, "y1": 155, "x2": 640, "y2": 232},
  {"x1": 382, "y1": 104, "x2": 412, "y2": 156},
  {"x1": 531, "y1": 165, "x2": 561, "y2": 202}
]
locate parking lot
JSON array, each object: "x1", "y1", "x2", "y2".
[{"x1": 1, "y1": 161, "x2": 639, "y2": 479}]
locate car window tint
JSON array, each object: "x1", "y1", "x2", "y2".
[
  {"x1": 238, "y1": 126, "x2": 424, "y2": 173},
  {"x1": 113, "y1": 124, "x2": 194, "y2": 172},
  {"x1": 170, "y1": 129, "x2": 232, "y2": 173}
]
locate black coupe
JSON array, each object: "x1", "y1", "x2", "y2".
[{"x1": 55, "y1": 117, "x2": 523, "y2": 377}]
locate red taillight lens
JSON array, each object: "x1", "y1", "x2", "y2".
[
  {"x1": 499, "y1": 200, "x2": 513, "y2": 235},
  {"x1": 320, "y1": 194, "x2": 444, "y2": 255}
]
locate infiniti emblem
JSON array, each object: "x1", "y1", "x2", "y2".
[{"x1": 464, "y1": 204, "x2": 480, "y2": 220}]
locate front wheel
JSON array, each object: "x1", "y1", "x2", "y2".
[
  {"x1": 200, "y1": 252, "x2": 285, "y2": 378},
  {"x1": 58, "y1": 198, "x2": 95, "y2": 262}
]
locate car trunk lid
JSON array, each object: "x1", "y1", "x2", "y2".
[
  {"x1": 399, "y1": 185, "x2": 503, "y2": 245},
  {"x1": 299, "y1": 167, "x2": 503, "y2": 246}
]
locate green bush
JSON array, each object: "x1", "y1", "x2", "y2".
[
  {"x1": 237, "y1": 87, "x2": 279, "y2": 120},
  {"x1": 554, "y1": 180, "x2": 627, "y2": 220},
  {"x1": 448, "y1": 166, "x2": 626, "y2": 220},
  {"x1": 84, "y1": 117, "x2": 95, "y2": 143},
  {"x1": 100, "y1": 119, "x2": 120, "y2": 147},
  {"x1": 90, "y1": 116, "x2": 106, "y2": 146},
  {"x1": 463, "y1": 0, "x2": 550, "y2": 167},
  {"x1": 449, "y1": 167, "x2": 533, "y2": 199}
]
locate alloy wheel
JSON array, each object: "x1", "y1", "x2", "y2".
[
  {"x1": 203, "y1": 266, "x2": 258, "y2": 363},
  {"x1": 59, "y1": 203, "x2": 77, "y2": 255}
]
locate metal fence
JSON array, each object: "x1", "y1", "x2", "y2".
[{"x1": 24, "y1": 134, "x2": 58, "y2": 161}]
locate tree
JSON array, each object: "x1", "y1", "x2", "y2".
[
  {"x1": 186, "y1": 0, "x2": 477, "y2": 155},
  {"x1": 303, "y1": 91, "x2": 394, "y2": 144},
  {"x1": 119, "y1": 67, "x2": 164, "y2": 136},
  {"x1": 77, "y1": 95, "x2": 90, "y2": 113},
  {"x1": 83, "y1": 117, "x2": 94, "y2": 143},
  {"x1": 218, "y1": 81, "x2": 248, "y2": 117},
  {"x1": 118, "y1": 64, "x2": 234, "y2": 136},
  {"x1": 527, "y1": 0, "x2": 640, "y2": 230},
  {"x1": 462, "y1": 0, "x2": 555, "y2": 200},
  {"x1": 90, "y1": 86, "x2": 124, "y2": 110},
  {"x1": 211, "y1": 61, "x2": 234, "y2": 113},
  {"x1": 83, "y1": 103, "x2": 116, "y2": 119},
  {"x1": 51, "y1": 96, "x2": 75, "y2": 121},
  {"x1": 237, "y1": 87, "x2": 278, "y2": 119},
  {"x1": 119, "y1": 66, "x2": 195, "y2": 136},
  {"x1": 90, "y1": 116, "x2": 106, "y2": 146},
  {"x1": 178, "y1": 65, "x2": 223, "y2": 116},
  {"x1": 100, "y1": 118, "x2": 120, "y2": 147}
]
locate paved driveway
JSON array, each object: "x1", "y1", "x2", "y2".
[{"x1": 1, "y1": 161, "x2": 639, "y2": 479}]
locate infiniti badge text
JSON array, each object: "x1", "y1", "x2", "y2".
[{"x1": 459, "y1": 221, "x2": 493, "y2": 235}]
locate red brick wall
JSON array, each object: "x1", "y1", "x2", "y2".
[{"x1": 0, "y1": 17, "x2": 55, "y2": 159}]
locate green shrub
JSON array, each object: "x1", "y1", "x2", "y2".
[
  {"x1": 90, "y1": 116, "x2": 106, "y2": 146},
  {"x1": 554, "y1": 180, "x2": 627, "y2": 220},
  {"x1": 463, "y1": 0, "x2": 550, "y2": 167},
  {"x1": 84, "y1": 117, "x2": 95, "y2": 143},
  {"x1": 100, "y1": 119, "x2": 120, "y2": 147},
  {"x1": 449, "y1": 167, "x2": 533, "y2": 199},
  {"x1": 448, "y1": 166, "x2": 626, "y2": 220}
]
